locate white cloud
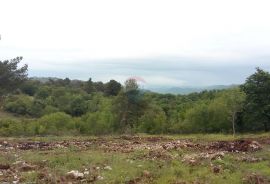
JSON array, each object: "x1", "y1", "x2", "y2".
[
  {"x1": 1, "y1": 0, "x2": 270, "y2": 60},
  {"x1": 1, "y1": 0, "x2": 270, "y2": 86}
]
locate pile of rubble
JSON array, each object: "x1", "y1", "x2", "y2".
[
  {"x1": 0, "y1": 138, "x2": 263, "y2": 155},
  {"x1": 0, "y1": 161, "x2": 37, "y2": 183},
  {"x1": 206, "y1": 140, "x2": 262, "y2": 152},
  {"x1": 0, "y1": 140, "x2": 94, "y2": 152},
  {"x1": 161, "y1": 140, "x2": 196, "y2": 150},
  {"x1": 182, "y1": 151, "x2": 226, "y2": 165}
]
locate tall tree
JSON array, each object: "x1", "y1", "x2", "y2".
[
  {"x1": 113, "y1": 79, "x2": 146, "y2": 133},
  {"x1": 241, "y1": 68, "x2": 270, "y2": 132},
  {"x1": 221, "y1": 88, "x2": 246, "y2": 136},
  {"x1": 0, "y1": 57, "x2": 28, "y2": 97}
]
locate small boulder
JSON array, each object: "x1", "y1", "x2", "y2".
[
  {"x1": 18, "y1": 163, "x2": 36, "y2": 172},
  {"x1": 66, "y1": 170, "x2": 84, "y2": 179},
  {"x1": 104, "y1": 166, "x2": 112, "y2": 170}
]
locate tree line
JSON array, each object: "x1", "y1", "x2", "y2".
[{"x1": 0, "y1": 57, "x2": 270, "y2": 136}]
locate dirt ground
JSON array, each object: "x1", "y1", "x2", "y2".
[{"x1": 0, "y1": 135, "x2": 269, "y2": 184}]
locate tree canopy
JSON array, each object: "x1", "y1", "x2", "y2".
[
  {"x1": 0, "y1": 57, "x2": 28, "y2": 95},
  {"x1": 241, "y1": 68, "x2": 270, "y2": 132},
  {"x1": 0, "y1": 61, "x2": 270, "y2": 136}
]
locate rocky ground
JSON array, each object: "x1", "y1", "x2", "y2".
[{"x1": 0, "y1": 135, "x2": 269, "y2": 183}]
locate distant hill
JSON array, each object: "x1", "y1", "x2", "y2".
[
  {"x1": 147, "y1": 85, "x2": 239, "y2": 94},
  {"x1": 30, "y1": 77, "x2": 238, "y2": 95}
]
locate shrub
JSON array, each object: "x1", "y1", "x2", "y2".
[
  {"x1": 0, "y1": 119, "x2": 24, "y2": 136},
  {"x1": 79, "y1": 111, "x2": 114, "y2": 135},
  {"x1": 37, "y1": 112, "x2": 75, "y2": 135},
  {"x1": 138, "y1": 105, "x2": 167, "y2": 134},
  {"x1": 4, "y1": 95, "x2": 33, "y2": 115}
]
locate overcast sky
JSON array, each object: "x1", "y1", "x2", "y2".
[{"x1": 1, "y1": 0, "x2": 270, "y2": 87}]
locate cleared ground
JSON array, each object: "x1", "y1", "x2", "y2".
[{"x1": 0, "y1": 134, "x2": 270, "y2": 184}]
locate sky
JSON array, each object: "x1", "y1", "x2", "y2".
[{"x1": 1, "y1": 0, "x2": 270, "y2": 87}]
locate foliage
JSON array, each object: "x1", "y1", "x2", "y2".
[
  {"x1": 104, "y1": 80, "x2": 121, "y2": 96},
  {"x1": 241, "y1": 68, "x2": 270, "y2": 132},
  {"x1": 113, "y1": 79, "x2": 147, "y2": 133},
  {"x1": 0, "y1": 62, "x2": 269, "y2": 135},
  {"x1": 4, "y1": 95, "x2": 33, "y2": 115},
  {"x1": 138, "y1": 104, "x2": 167, "y2": 134},
  {"x1": 37, "y1": 112, "x2": 75, "y2": 135},
  {"x1": 0, "y1": 57, "x2": 28, "y2": 96}
]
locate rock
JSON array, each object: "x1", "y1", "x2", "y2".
[
  {"x1": 182, "y1": 155, "x2": 198, "y2": 165},
  {"x1": 18, "y1": 163, "x2": 36, "y2": 172},
  {"x1": 97, "y1": 176, "x2": 104, "y2": 180},
  {"x1": 104, "y1": 166, "x2": 112, "y2": 170},
  {"x1": 66, "y1": 170, "x2": 84, "y2": 179},
  {"x1": 83, "y1": 171, "x2": 89, "y2": 175},
  {"x1": 249, "y1": 141, "x2": 261, "y2": 151}
]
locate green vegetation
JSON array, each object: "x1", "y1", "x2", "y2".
[
  {"x1": 1, "y1": 57, "x2": 270, "y2": 136},
  {"x1": 0, "y1": 135, "x2": 269, "y2": 183}
]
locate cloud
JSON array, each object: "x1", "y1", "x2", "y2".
[
  {"x1": 1, "y1": 0, "x2": 270, "y2": 87},
  {"x1": 24, "y1": 55, "x2": 270, "y2": 87}
]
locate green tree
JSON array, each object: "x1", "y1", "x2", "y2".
[
  {"x1": 69, "y1": 95, "x2": 88, "y2": 116},
  {"x1": 94, "y1": 81, "x2": 105, "y2": 92},
  {"x1": 104, "y1": 80, "x2": 121, "y2": 96},
  {"x1": 220, "y1": 88, "x2": 246, "y2": 136},
  {"x1": 113, "y1": 79, "x2": 146, "y2": 133},
  {"x1": 138, "y1": 104, "x2": 167, "y2": 134},
  {"x1": 36, "y1": 86, "x2": 51, "y2": 99},
  {"x1": 20, "y1": 80, "x2": 39, "y2": 96},
  {"x1": 0, "y1": 57, "x2": 28, "y2": 100},
  {"x1": 241, "y1": 68, "x2": 270, "y2": 132},
  {"x1": 84, "y1": 78, "x2": 95, "y2": 94}
]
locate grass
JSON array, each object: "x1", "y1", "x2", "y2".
[
  {"x1": 0, "y1": 109, "x2": 33, "y2": 121},
  {"x1": 0, "y1": 134, "x2": 269, "y2": 183},
  {"x1": 0, "y1": 110, "x2": 19, "y2": 120}
]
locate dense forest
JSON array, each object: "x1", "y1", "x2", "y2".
[{"x1": 0, "y1": 57, "x2": 270, "y2": 136}]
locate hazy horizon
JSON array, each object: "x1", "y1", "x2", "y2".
[{"x1": 1, "y1": 0, "x2": 270, "y2": 87}]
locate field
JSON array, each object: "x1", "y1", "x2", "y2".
[{"x1": 0, "y1": 134, "x2": 270, "y2": 184}]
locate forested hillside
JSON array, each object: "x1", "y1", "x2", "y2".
[{"x1": 1, "y1": 57, "x2": 270, "y2": 136}]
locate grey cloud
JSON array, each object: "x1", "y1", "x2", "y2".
[{"x1": 27, "y1": 56, "x2": 270, "y2": 87}]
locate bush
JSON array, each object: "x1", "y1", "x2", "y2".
[
  {"x1": 0, "y1": 119, "x2": 39, "y2": 136},
  {"x1": 0, "y1": 119, "x2": 24, "y2": 136},
  {"x1": 138, "y1": 105, "x2": 167, "y2": 134},
  {"x1": 4, "y1": 95, "x2": 33, "y2": 115},
  {"x1": 42, "y1": 105, "x2": 60, "y2": 115},
  {"x1": 37, "y1": 112, "x2": 75, "y2": 135},
  {"x1": 20, "y1": 80, "x2": 39, "y2": 96},
  {"x1": 78, "y1": 111, "x2": 114, "y2": 135}
]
